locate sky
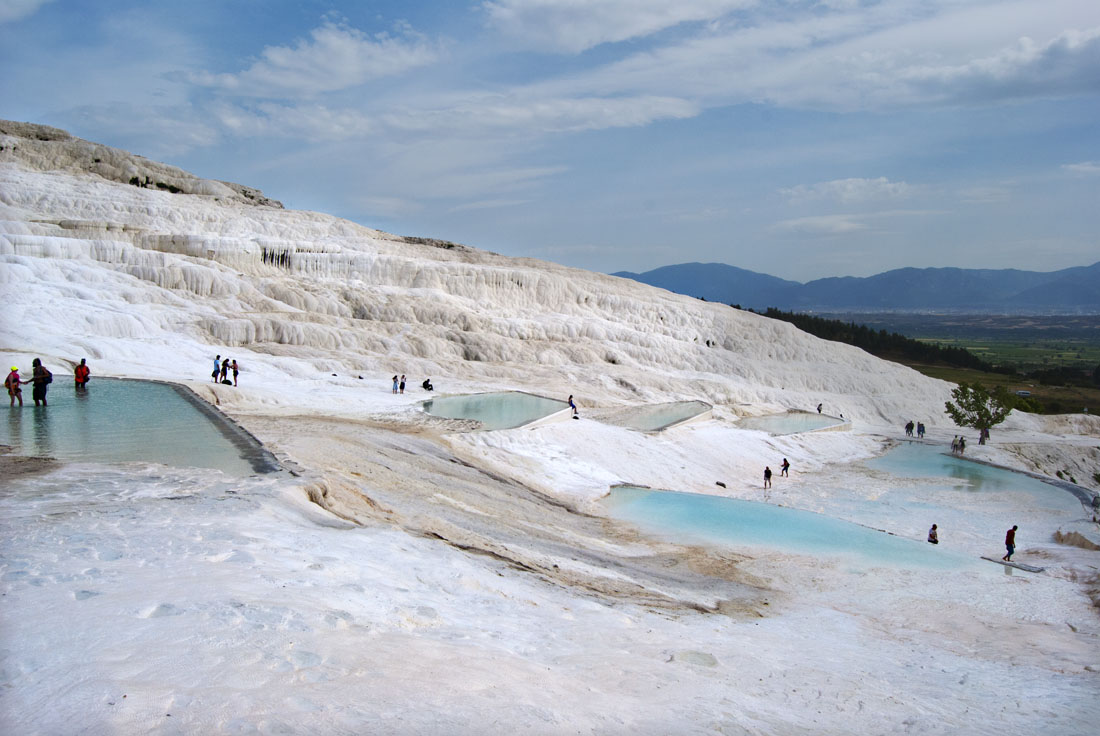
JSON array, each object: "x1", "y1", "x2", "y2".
[{"x1": 2, "y1": 0, "x2": 1098, "y2": 281}]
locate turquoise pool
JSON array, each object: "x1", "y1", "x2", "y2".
[
  {"x1": 614, "y1": 401, "x2": 711, "y2": 432},
  {"x1": 422, "y1": 391, "x2": 568, "y2": 430},
  {"x1": 603, "y1": 485, "x2": 973, "y2": 569},
  {"x1": 1, "y1": 378, "x2": 277, "y2": 475},
  {"x1": 865, "y1": 441, "x2": 1081, "y2": 511},
  {"x1": 737, "y1": 412, "x2": 845, "y2": 435}
]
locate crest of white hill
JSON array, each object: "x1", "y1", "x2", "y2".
[{"x1": 0, "y1": 119, "x2": 954, "y2": 423}]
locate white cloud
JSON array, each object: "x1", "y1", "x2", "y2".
[
  {"x1": 211, "y1": 103, "x2": 372, "y2": 141},
  {"x1": 188, "y1": 22, "x2": 438, "y2": 98},
  {"x1": 1062, "y1": 160, "x2": 1100, "y2": 175},
  {"x1": 782, "y1": 177, "x2": 913, "y2": 203},
  {"x1": 542, "y1": 2, "x2": 1100, "y2": 112},
  {"x1": 0, "y1": 0, "x2": 54, "y2": 23},
  {"x1": 383, "y1": 94, "x2": 699, "y2": 135},
  {"x1": 772, "y1": 214, "x2": 870, "y2": 235},
  {"x1": 899, "y1": 27, "x2": 1100, "y2": 104},
  {"x1": 481, "y1": 0, "x2": 753, "y2": 53}
]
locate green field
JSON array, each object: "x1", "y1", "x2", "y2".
[{"x1": 819, "y1": 313, "x2": 1100, "y2": 414}]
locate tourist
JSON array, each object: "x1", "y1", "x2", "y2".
[
  {"x1": 781, "y1": 458, "x2": 790, "y2": 477},
  {"x1": 400, "y1": 375, "x2": 406, "y2": 394},
  {"x1": 30, "y1": 358, "x2": 52, "y2": 406},
  {"x1": 220, "y1": 358, "x2": 230, "y2": 383},
  {"x1": 917, "y1": 422, "x2": 925, "y2": 439},
  {"x1": 763, "y1": 466, "x2": 772, "y2": 489},
  {"x1": 905, "y1": 420, "x2": 914, "y2": 437},
  {"x1": 958, "y1": 436, "x2": 966, "y2": 455},
  {"x1": 74, "y1": 358, "x2": 90, "y2": 390},
  {"x1": 817, "y1": 403, "x2": 822, "y2": 414},
  {"x1": 568, "y1": 394, "x2": 578, "y2": 417},
  {"x1": 5, "y1": 365, "x2": 23, "y2": 406},
  {"x1": 927, "y1": 524, "x2": 938, "y2": 544},
  {"x1": 1002, "y1": 525, "x2": 1018, "y2": 561},
  {"x1": 212, "y1": 354, "x2": 221, "y2": 383},
  {"x1": 422, "y1": 378, "x2": 433, "y2": 391},
  {"x1": 392, "y1": 375, "x2": 399, "y2": 394},
  {"x1": 231, "y1": 360, "x2": 239, "y2": 387},
  {"x1": 951, "y1": 436, "x2": 959, "y2": 454}
]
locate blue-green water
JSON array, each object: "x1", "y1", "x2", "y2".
[
  {"x1": 1, "y1": 378, "x2": 271, "y2": 475},
  {"x1": 604, "y1": 485, "x2": 972, "y2": 568},
  {"x1": 865, "y1": 441, "x2": 1080, "y2": 512},
  {"x1": 737, "y1": 412, "x2": 845, "y2": 435},
  {"x1": 616, "y1": 401, "x2": 711, "y2": 431},
  {"x1": 422, "y1": 391, "x2": 568, "y2": 430}
]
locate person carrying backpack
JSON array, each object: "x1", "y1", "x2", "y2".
[
  {"x1": 74, "y1": 358, "x2": 91, "y2": 390},
  {"x1": 31, "y1": 358, "x2": 52, "y2": 406},
  {"x1": 5, "y1": 365, "x2": 24, "y2": 406}
]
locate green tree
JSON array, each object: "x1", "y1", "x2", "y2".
[{"x1": 944, "y1": 382, "x2": 1012, "y2": 435}]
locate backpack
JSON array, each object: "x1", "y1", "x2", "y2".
[{"x1": 43, "y1": 369, "x2": 53, "y2": 385}]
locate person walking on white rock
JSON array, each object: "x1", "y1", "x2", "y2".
[
  {"x1": 1002, "y1": 525, "x2": 1017, "y2": 561},
  {"x1": 763, "y1": 466, "x2": 772, "y2": 489}
]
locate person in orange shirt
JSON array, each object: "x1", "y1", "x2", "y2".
[{"x1": 74, "y1": 358, "x2": 90, "y2": 390}]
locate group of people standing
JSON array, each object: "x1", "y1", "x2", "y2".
[
  {"x1": 392, "y1": 375, "x2": 432, "y2": 393},
  {"x1": 212, "y1": 355, "x2": 239, "y2": 386},
  {"x1": 950, "y1": 435, "x2": 967, "y2": 454},
  {"x1": 904, "y1": 420, "x2": 925, "y2": 438},
  {"x1": 5, "y1": 358, "x2": 90, "y2": 407},
  {"x1": 5, "y1": 358, "x2": 56, "y2": 407}
]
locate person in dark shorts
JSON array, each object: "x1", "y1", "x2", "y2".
[
  {"x1": 231, "y1": 360, "x2": 239, "y2": 387},
  {"x1": 30, "y1": 358, "x2": 51, "y2": 406},
  {"x1": 781, "y1": 458, "x2": 790, "y2": 477},
  {"x1": 213, "y1": 355, "x2": 221, "y2": 383},
  {"x1": 74, "y1": 358, "x2": 90, "y2": 390},
  {"x1": 927, "y1": 524, "x2": 938, "y2": 544},
  {"x1": 763, "y1": 466, "x2": 772, "y2": 489},
  {"x1": 1002, "y1": 525, "x2": 1018, "y2": 561}
]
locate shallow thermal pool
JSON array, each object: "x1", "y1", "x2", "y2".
[
  {"x1": 611, "y1": 401, "x2": 711, "y2": 432},
  {"x1": 736, "y1": 411, "x2": 846, "y2": 435},
  {"x1": 422, "y1": 391, "x2": 568, "y2": 430},
  {"x1": 603, "y1": 485, "x2": 973, "y2": 569},
  {"x1": 864, "y1": 440, "x2": 1082, "y2": 511},
  {"x1": 0, "y1": 378, "x2": 276, "y2": 475}
]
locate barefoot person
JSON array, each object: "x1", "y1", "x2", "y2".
[
  {"x1": 781, "y1": 458, "x2": 790, "y2": 477},
  {"x1": 5, "y1": 365, "x2": 24, "y2": 406},
  {"x1": 30, "y1": 358, "x2": 52, "y2": 406},
  {"x1": 763, "y1": 466, "x2": 772, "y2": 489},
  {"x1": 74, "y1": 358, "x2": 90, "y2": 390},
  {"x1": 1002, "y1": 525, "x2": 1018, "y2": 561},
  {"x1": 927, "y1": 524, "x2": 939, "y2": 544}
]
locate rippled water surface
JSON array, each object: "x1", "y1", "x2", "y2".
[{"x1": 1, "y1": 378, "x2": 263, "y2": 475}]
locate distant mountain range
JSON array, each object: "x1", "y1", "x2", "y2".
[{"x1": 611, "y1": 262, "x2": 1100, "y2": 314}]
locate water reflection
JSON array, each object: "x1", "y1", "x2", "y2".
[{"x1": 0, "y1": 378, "x2": 258, "y2": 475}]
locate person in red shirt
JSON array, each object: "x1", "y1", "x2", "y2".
[
  {"x1": 1002, "y1": 525, "x2": 1018, "y2": 561},
  {"x1": 74, "y1": 358, "x2": 90, "y2": 390}
]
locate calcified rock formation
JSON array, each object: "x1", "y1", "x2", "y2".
[{"x1": 0, "y1": 119, "x2": 952, "y2": 424}]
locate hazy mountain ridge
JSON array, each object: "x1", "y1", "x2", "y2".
[{"x1": 614, "y1": 262, "x2": 1100, "y2": 314}]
